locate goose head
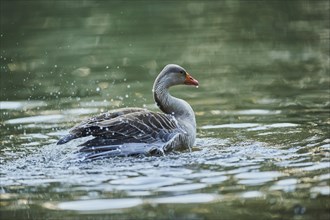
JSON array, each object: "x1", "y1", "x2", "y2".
[{"x1": 154, "y1": 64, "x2": 199, "y2": 89}]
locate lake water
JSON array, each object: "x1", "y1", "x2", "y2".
[{"x1": 1, "y1": 1, "x2": 329, "y2": 219}]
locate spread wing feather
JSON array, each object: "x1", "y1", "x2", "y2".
[{"x1": 57, "y1": 107, "x2": 183, "y2": 149}]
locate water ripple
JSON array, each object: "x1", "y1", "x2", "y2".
[
  {"x1": 46, "y1": 198, "x2": 143, "y2": 212},
  {"x1": 5, "y1": 114, "x2": 65, "y2": 124},
  {"x1": 0, "y1": 101, "x2": 47, "y2": 110},
  {"x1": 150, "y1": 193, "x2": 219, "y2": 204},
  {"x1": 110, "y1": 176, "x2": 185, "y2": 191},
  {"x1": 157, "y1": 183, "x2": 207, "y2": 192}
]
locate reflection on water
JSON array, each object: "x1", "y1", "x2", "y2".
[
  {"x1": 1, "y1": 134, "x2": 329, "y2": 218},
  {"x1": 1, "y1": 0, "x2": 329, "y2": 219}
]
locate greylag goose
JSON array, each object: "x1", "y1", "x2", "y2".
[{"x1": 57, "y1": 64, "x2": 199, "y2": 159}]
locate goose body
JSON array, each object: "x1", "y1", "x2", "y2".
[{"x1": 57, "y1": 64, "x2": 199, "y2": 159}]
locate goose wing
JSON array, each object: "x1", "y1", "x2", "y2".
[
  {"x1": 58, "y1": 108, "x2": 184, "y2": 147},
  {"x1": 57, "y1": 108, "x2": 146, "y2": 144},
  {"x1": 79, "y1": 110, "x2": 183, "y2": 148}
]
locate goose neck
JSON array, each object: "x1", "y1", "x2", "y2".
[{"x1": 153, "y1": 84, "x2": 194, "y2": 120}]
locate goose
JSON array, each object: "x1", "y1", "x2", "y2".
[{"x1": 57, "y1": 64, "x2": 199, "y2": 159}]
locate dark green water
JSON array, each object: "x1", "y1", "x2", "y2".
[{"x1": 1, "y1": 1, "x2": 329, "y2": 219}]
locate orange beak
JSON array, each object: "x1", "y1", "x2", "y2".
[{"x1": 184, "y1": 73, "x2": 199, "y2": 86}]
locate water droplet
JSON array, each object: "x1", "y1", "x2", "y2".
[
  {"x1": 127, "y1": 85, "x2": 130, "y2": 88},
  {"x1": 96, "y1": 87, "x2": 100, "y2": 92},
  {"x1": 195, "y1": 85, "x2": 199, "y2": 88},
  {"x1": 106, "y1": 66, "x2": 109, "y2": 69}
]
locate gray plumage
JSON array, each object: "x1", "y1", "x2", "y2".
[{"x1": 57, "y1": 64, "x2": 199, "y2": 159}]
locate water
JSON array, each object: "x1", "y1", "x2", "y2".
[{"x1": 1, "y1": 1, "x2": 329, "y2": 219}]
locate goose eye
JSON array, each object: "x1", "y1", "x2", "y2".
[{"x1": 179, "y1": 70, "x2": 185, "y2": 75}]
